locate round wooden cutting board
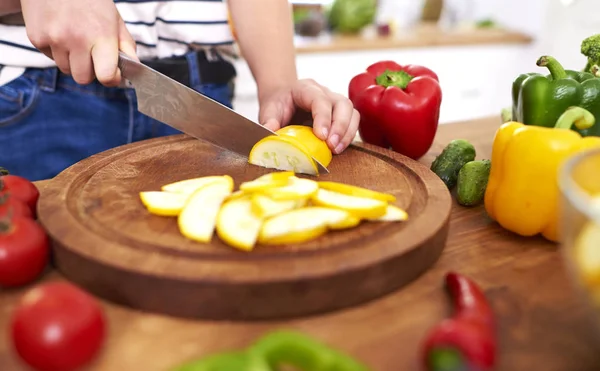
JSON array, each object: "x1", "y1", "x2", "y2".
[{"x1": 37, "y1": 135, "x2": 452, "y2": 321}]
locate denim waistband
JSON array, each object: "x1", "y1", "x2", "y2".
[
  {"x1": 18, "y1": 50, "x2": 232, "y2": 100},
  {"x1": 22, "y1": 67, "x2": 131, "y2": 100}
]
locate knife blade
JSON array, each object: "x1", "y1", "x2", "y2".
[{"x1": 117, "y1": 52, "x2": 329, "y2": 174}]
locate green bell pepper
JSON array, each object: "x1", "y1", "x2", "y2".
[
  {"x1": 171, "y1": 330, "x2": 370, "y2": 371},
  {"x1": 173, "y1": 351, "x2": 270, "y2": 371},
  {"x1": 512, "y1": 55, "x2": 600, "y2": 137}
]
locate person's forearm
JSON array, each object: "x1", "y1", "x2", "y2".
[
  {"x1": 0, "y1": 0, "x2": 22, "y2": 16},
  {"x1": 228, "y1": 0, "x2": 298, "y2": 101}
]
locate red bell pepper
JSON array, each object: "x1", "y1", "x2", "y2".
[
  {"x1": 348, "y1": 61, "x2": 442, "y2": 159},
  {"x1": 421, "y1": 272, "x2": 496, "y2": 371}
]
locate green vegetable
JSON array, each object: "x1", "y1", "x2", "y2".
[
  {"x1": 501, "y1": 107, "x2": 512, "y2": 123},
  {"x1": 173, "y1": 351, "x2": 269, "y2": 371},
  {"x1": 293, "y1": 8, "x2": 311, "y2": 24},
  {"x1": 249, "y1": 330, "x2": 369, "y2": 371},
  {"x1": 512, "y1": 55, "x2": 600, "y2": 137},
  {"x1": 0, "y1": 167, "x2": 8, "y2": 176},
  {"x1": 426, "y1": 348, "x2": 467, "y2": 371},
  {"x1": 456, "y1": 160, "x2": 491, "y2": 207},
  {"x1": 171, "y1": 330, "x2": 370, "y2": 371},
  {"x1": 475, "y1": 18, "x2": 496, "y2": 28},
  {"x1": 430, "y1": 139, "x2": 477, "y2": 190},
  {"x1": 581, "y1": 34, "x2": 600, "y2": 74},
  {"x1": 327, "y1": 0, "x2": 376, "y2": 34}
]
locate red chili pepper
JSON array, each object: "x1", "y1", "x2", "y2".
[
  {"x1": 421, "y1": 272, "x2": 496, "y2": 371},
  {"x1": 348, "y1": 61, "x2": 442, "y2": 160}
]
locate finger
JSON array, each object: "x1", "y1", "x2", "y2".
[
  {"x1": 118, "y1": 16, "x2": 139, "y2": 62},
  {"x1": 291, "y1": 81, "x2": 332, "y2": 141},
  {"x1": 327, "y1": 95, "x2": 354, "y2": 153},
  {"x1": 259, "y1": 101, "x2": 285, "y2": 132},
  {"x1": 69, "y1": 48, "x2": 95, "y2": 85},
  {"x1": 51, "y1": 48, "x2": 71, "y2": 75},
  {"x1": 38, "y1": 47, "x2": 54, "y2": 61},
  {"x1": 263, "y1": 118, "x2": 281, "y2": 132},
  {"x1": 91, "y1": 35, "x2": 120, "y2": 87},
  {"x1": 335, "y1": 108, "x2": 360, "y2": 154}
]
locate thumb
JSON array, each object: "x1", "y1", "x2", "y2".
[
  {"x1": 118, "y1": 16, "x2": 139, "y2": 61},
  {"x1": 259, "y1": 101, "x2": 284, "y2": 132}
]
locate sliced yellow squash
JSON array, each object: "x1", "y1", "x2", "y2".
[
  {"x1": 139, "y1": 191, "x2": 189, "y2": 216},
  {"x1": 216, "y1": 196, "x2": 263, "y2": 252},
  {"x1": 311, "y1": 188, "x2": 387, "y2": 219},
  {"x1": 317, "y1": 181, "x2": 396, "y2": 203},
  {"x1": 258, "y1": 206, "x2": 354, "y2": 245},
  {"x1": 260, "y1": 176, "x2": 319, "y2": 201},
  {"x1": 178, "y1": 178, "x2": 234, "y2": 243},
  {"x1": 162, "y1": 175, "x2": 232, "y2": 195},
  {"x1": 368, "y1": 205, "x2": 409, "y2": 222}
]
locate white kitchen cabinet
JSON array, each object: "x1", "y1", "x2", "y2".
[{"x1": 231, "y1": 42, "x2": 536, "y2": 125}]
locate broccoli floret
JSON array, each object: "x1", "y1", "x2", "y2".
[{"x1": 581, "y1": 34, "x2": 600, "y2": 75}]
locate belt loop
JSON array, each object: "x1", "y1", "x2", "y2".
[
  {"x1": 39, "y1": 68, "x2": 58, "y2": 93},
  {"x1": 185, "y1": 50, "x2": 202, "y2": 87}
]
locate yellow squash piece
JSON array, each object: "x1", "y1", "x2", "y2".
[
  {"x1": 248, "y1": 135, "x2": 319, "y2": 175},
  {"x1": 162, "y1": 175, "x2": 231, "y2": 195},
  {"x1": 178, "y1": 178, "x2": 234, "y2": 243},
  {"x1": 139, "y1": 191, "x2": 189, "y2": 216},
  {"x1": 368, "y1": 204, "x2": 409, "y2": 222},
  {"x1": 276, "y1": 125, "x2": 333, "y2": 167},
  {"x1": 329, "y1": 215, "x2": 361, "y2": 230},
  {"x1": 216, "y1": 196, "x2": 263, "y2": 251},
  {"x1": 260, "y1": 176, "x2": 319, "y2": 201},
  {"x1": 317, "y1": 181, "x2": 396, "y2": 203},
  {"x1": 227, "y1": 190, "x2": 246, "y2": 200},
  {"x1": 258, "y1": 206, "x2": 354, "y2": 245},
  {"x1": 311, "y1": 188, "x2": 388, "y2": 219},
  {"x1": 239, "y1": 171, "x2": 295, "y2": 192},
  {"x1": 250, "y1": 193, "x2": 304, "y2": 219}
]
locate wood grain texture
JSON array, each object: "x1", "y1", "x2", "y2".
[
  {"x1": 2, "y1": 116, "x2": 599, "y2": 371},
  {"x1": 36, "y1": 139, "x2": 451, "y2": 320}
]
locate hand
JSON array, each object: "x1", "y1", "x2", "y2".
[
  {"x1": 259, "y1": 79, "x2": 360, "y2": 154},
  {"x1": 20, "y1": 0, "x2": 138, "y2": 87}
]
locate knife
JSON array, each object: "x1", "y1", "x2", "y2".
[{"x1": 117, "y1": 52, "x2": 329, "y2": 174}]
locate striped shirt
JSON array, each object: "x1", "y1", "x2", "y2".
[{"x1": 0, "y1": 0, "x2": 236, "y2": 85}]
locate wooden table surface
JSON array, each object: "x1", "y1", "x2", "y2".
[{"x1": 2, "y1": 116, "x2": 600, "y2": 371}]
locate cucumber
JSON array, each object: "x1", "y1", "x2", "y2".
[
  {"x1": 456, "y1": 160, "x2": 491, "y2": 206},
  {"x1": 430, "y1": 139, "x2": 476, "y2": 189}
]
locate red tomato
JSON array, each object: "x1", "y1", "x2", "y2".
[
  {"x1": 0, "y1": 195, "x2": 33, "y2": 219},
  {"x1": 0, "y1": 175, "x2": 40, "y2": 215},
  {"x1": 11, "y1": 282, "x2": 107, "y2": 371},
  {"x1": 0, "y1": 217, "x2": 49, "y2": 287}
]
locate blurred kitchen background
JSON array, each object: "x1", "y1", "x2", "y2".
[{"x1": 231, "y1": 0, "x2": 599, "y2": 125}]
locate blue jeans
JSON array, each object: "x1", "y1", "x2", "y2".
[{"x1": 0, "y1": 55, "x2": 234, "y2": 181}]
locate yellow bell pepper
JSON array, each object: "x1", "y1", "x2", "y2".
[{"x1": 484, "y1": 106, "x2": 600, "y2": 242}]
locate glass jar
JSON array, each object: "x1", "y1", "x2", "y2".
[{"x1": 560, "y1": 148, "x2": 600, "y2": 331}]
